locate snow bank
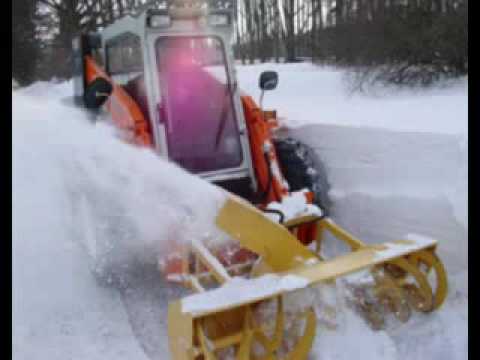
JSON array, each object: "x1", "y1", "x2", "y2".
[
  {"x1": 15, "y1": 87, "x2": 228, "y2": 254},
  {"x1": 237, "y1": 62, "x2": 467, "y2": 135},
  {"x1": 13, "y1": 63, "x2": 467, "y2": 359},
  {"x1": 17, "y1": 79, "x2": 71, "y2": 99},
  {"x1": 288, "y1": 124, "x2": 467, "y2": 272},
  {"x1": 309, "y1": 270, "x2": 467, "y2": 360},
  {"x1": 241, "y1": 64, "x2": 467, "y2": 269},
  {"x1": 238, "y1": 63, "x2": 467, "y2": 359},
  {"x1": 13, "y1": 87, "x2": 227, "y2": 359},
  {"x1": 13, "y1": 92, "x2": 148, "y2": 359}
]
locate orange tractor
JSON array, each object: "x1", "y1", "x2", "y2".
[{"x1": 73, "y1": 4, "x2": 448, "y2": 359}]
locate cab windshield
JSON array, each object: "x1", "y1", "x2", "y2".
[{"x1": 156, "y1": 36, "x2": 243, "y2": 174}]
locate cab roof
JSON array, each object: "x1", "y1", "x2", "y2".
[{"x1": 101, "y1": 6, "x2": 233, "y2": 43}]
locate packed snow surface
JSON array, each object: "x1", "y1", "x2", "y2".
[
  {"x1": 237, "y1": 62, "x2": 467, "y2": 135},
  {"x1": 13, "y1": 63, "x2": 467, "y2": 359},
  {"x1": 13, "y1": 84, "x2": 227, "y2": 359}
]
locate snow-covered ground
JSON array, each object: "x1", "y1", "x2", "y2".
[
  {"x1": 239, "y1": 62, "x2": 467, "y2": 265},
  {"x1": 13, "y1": 64, "x2": 467, "y2": 359},
  {"x1": 13, "y1": 83, "x2": 226, "y2": 359},
  {"x1": 237, "y1": 62, "x2": 467, "y2": 135},
  {"x1": 238, "y1": 63, "x2": 468, "y2": 359}
]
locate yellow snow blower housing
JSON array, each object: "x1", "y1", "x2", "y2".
[
  {"x1": 167, "y1": 196, "x2": 447, "y2": 359},
  {"x1": 73, "y1": 2, "x2": 448, "y2": 359}
]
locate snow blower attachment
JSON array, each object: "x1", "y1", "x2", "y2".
[
  {"x1": 73, "y1": 2, "x2": 448, "y2": 359},
  {"x1": 166, "y1": 195, "x2": 447, "y2": 359}
]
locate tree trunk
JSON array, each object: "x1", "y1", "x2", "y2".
[
  {"x1": 12, "y1": 0, "x2": 38, "y2": 84},
  {"x1": 260, "y1": 0, "x2": 267, "y2": 62},
  {"x1": 284, "y1": 0, "x2": 296, "y2": 61},
  {"x1": 244, "y1": 0, "x2": 255, "y2": 64}
]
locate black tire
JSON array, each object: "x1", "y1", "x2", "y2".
[{"x1": 273, "y1": 137, "x2": 331, "y2": 214}]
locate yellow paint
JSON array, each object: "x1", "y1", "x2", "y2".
[
  {"x1": 216, "y1": 197, "x2": 318, "y2": 271},
  {"x1": 166, "y1": 195, "x2": 448, "y2": 359},
  {"x1": 168, "y1": 301, "x2": 194, "y2": 360}
]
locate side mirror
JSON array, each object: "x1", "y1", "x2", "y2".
[
  {"x1": 85, "y1": 33, "x2": 102, "y2": 50},
  {"x1": 259, "y1": 71, "x2": 278, "y2": 91},
  {"x1": 84, "y1": 77, "x2": 113, "y2": 109}
]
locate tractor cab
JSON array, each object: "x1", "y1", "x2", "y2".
[
  {"x1": 74, "y1": 5, "x2": 258, "y2": 197},
  {"x1": 155, "y1": 34, "x2": 242, "y2": 174}
]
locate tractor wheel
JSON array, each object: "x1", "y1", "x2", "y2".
[{"x1": 273, "y1": 137, "x2": 331, "y2": 214}]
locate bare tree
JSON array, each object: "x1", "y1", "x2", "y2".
[
  {"x1": 13, "y1": 0, "x2": 38, "y2": 84},
  {"x1": 23, "y1": 0, "x2": 467, "y2": 84}
]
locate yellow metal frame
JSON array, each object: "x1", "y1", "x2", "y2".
[{"x1": 167, "y1": 196, "x2": 448, "y2": 359}]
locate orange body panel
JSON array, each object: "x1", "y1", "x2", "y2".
[
  {"x1": 241, "y1": 95, "x2": 317, "y2": 246},
  {"x1": 241, "y1": 95, "x2": 289, "y2": 203},
  {"x1": 85, "y1": 56, "x2": 153, "y2": 147}
]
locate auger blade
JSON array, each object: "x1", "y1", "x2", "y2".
[{"x1": 166, "y1": 195, "x2": 448, "y2": 359}]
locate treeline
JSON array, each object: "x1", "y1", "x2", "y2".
[
  {"x1": 235, "y1": 0, "x2": 468, "y2": 85},
  {"x1": 13, "y1": 0, "x2": 467, "y2": 86},
  {"x1": 13, "y1": 0, "x2": 169, "y2": 84}
]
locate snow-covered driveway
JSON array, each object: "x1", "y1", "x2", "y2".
[{"x1": 13, "y1": 63, "x2": 467, "y2": 359}]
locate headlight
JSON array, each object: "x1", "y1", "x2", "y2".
[{"x1": 148, "y1": 14, "x2": 171, "y2": 28}]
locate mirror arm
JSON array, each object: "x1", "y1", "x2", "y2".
[{"x1": 259, "y1": 90, "x2": 265, "y2": 110}]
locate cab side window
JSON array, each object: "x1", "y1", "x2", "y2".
[
  {"x1": 106, "y1": 33, "x2": 149, "y2": 121},
  {"x1": 106, "y1": 33, "x2": 143, "y2": 85}
]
